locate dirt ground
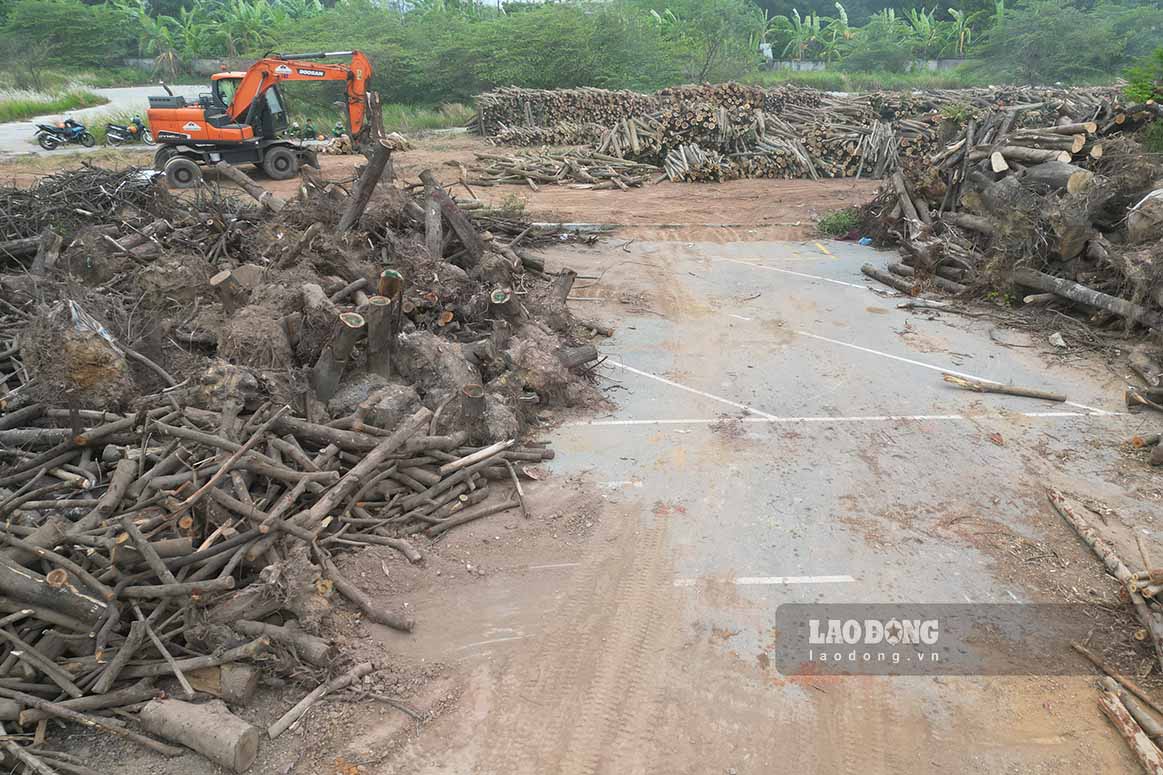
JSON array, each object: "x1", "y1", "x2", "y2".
[
  {"x1": 0, "y1": 133, "x2": 877, "y2": 242},
  {"x1": 6, "y1": 133, "x2": 1161, "y2": 774}
]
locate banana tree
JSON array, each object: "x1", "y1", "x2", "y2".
[
  {"x1": 276, "y1": 0, "x2": 324, "y2": 20},
  {"x1": 942, "y1": 8, "x2": 982, "y2": 57},
  {"x1": 781, "y1": 9, "x2": 824, "y2": 62},
  {"x1": 904, "y1": 7, "x2": 941, "y2": 59},
  {"x1": 215, "y1": 0, "x2": 276, "y2": 57},
  {"x1": 173, "y1": 6, "x2": 212, "y2": 59},
  {"x1": 139, "y1": 14, "x2": 182, "y2": 82},
  {"x1": 820, "y1": 2, "x2": 854, "y2": 62}
]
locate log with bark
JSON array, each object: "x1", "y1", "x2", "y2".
[{"x1": 140, "y1": 698, "x2": 259, "y2": 772}]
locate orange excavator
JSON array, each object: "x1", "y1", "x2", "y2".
[{"x1": 147, "y1": 50, "x2": 373, "y2": 188}]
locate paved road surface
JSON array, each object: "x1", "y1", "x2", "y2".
[
  {"x1": 0, "y1": 84, "x2": 203, "y2": 156},
  {"x1": 365, "y1": 238, "x2": 1144, "y2": 773}
]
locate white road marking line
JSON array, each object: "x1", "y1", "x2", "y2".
[
  {"x1": 716, "y1": 256, "x2": 867, "y2": 289},
  {"x1": 565, "y1": 411, "x2": 1122, "y2": 427},
  {"x1": 605, "y1": 359, "x2": 777, "y2": 419},
  {"x1": 713, "y1": 261, "x2": 1117, "y2": 415},
  {"x1": 792, "y1": 329, "x2": 1119, "y2": 416},
  {"x1": 673, "y1": 574, "x2": 856, "y2": 587},
  {"x1": 1022, "y1": 411, "x2": 1091, "y2": 418},
  {"x1": 527, "y1": 562, "x2": 581, "y2": 570},
  {"x1": 727, "y1": 313, "x2": 753, "y2": 321}
]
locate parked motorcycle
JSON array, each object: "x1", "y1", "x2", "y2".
[
  {"x1": 34, "y1": 118, "x2": 95, "y2": 151},
  {"x1": 105, "y1": 116, "x2": 154, "y2": 147}
]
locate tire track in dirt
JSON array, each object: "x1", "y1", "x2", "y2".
[
  {"x1": 475, "y1": 515, "x2": 671, "y2": 774},
  {"x1": 555, "y1": 520, "x2": 669, "y2": 775}
]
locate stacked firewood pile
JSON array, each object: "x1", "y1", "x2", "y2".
[
  {"x1": 859, "y1": 98, "x2": 1163, "y2": 339},
  {"x1": 489, "y1": 120, "x2": 606, "y2": 147},
  {"x1": 469, "y1": 82, "x2": 1135, "y2": 186},
  {"x1": 0, "y1": 148, "x2": 603, "y2": 772},
  {"x1": 467, "y1": 149, "x2": 659, "y2": 189},
  {"x1": 469, "y1": 85, "x2": 659, "y2": 138}
]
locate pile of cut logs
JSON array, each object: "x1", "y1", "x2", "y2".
[
  {"x1": 467, "y1": 149, "x2": 659, "y2": 190},
  {"x1": 469, "y1": 82, "x2": 1136, "y2": 186},
  {"x1": 488, "y1": 121, "x2": 606, "y2": 147},
  {"x1": 860, "y1": 96, "x2": 1163, "y2": 335},
  {"x1": 470, "y1": 85, "x2": 659, "y2": 138}
]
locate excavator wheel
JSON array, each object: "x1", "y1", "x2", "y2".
[
  {"x1": 262, "y1": 146, "x2": 298, "y2": 180},
  {"x1": 164, "y1": 157, "x2": 203, "y2": 189},
  {"x1": 153, "y1": 146, "x2": 177, "y2": 171}
]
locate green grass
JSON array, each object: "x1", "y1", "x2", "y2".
[
  {"x1": 0, "y1": 67, "x2": 170, "y2": 92},
  {"x1": 290, "y1": 102, "x2": 474, "y2": 137},
  {"x1": 381, "y1": 102, "x2": 473, "y2": 133},
  {"x1": 818, "y1": 208, "x2": 861, "y2": 237},
  {"x1": 0, "y1": 88, "x2": 108, "y2": 123},
  {"x1": 88, "y1": 110, "x2": 152, "y2": 146}
]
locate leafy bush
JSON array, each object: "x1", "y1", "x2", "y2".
[
  {"x1": 634, "y1": 0, "x2": 764, "y2": 81},
  {"x1": 272, "y1": 1, "x2": 686, "y2": 105},
  {"x1": 0, "y1": 0, "x2": 134, "y2": 67},
  {"x1": 818, "y1": 208, "x2": 860, "y2": 236},
  {"x1": 840, "y1": 11, "x2": 913, "y2": 73},
  {"x1": 970, "y1": 0, "x2": 1156, "y2": 84},
  {"x1": 1125, "y1": 47, "x2": 1163, "y2": 102}
]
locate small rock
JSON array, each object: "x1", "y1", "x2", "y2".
[{"x1": 1049, "y1": 332, "x2": 1067, "y2": 348}]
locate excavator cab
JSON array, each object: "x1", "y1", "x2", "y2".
[{"x1": 209, "y1": 73, "x2": 290, "y2": 141}]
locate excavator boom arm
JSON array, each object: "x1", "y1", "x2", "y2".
[{"x1": 227, "y1": 50, "x2": 372, "y2": 135}]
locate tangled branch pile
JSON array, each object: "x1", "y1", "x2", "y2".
[
  {"x1": 0, "y1": 150, "x2": 605, "y2": 772},
  {"x1": 860, "y1": 96, "x2": 1163, "y2": 351},
  {"x1": 469, "y1": 82, "x2": 1129, "y2": 185}
]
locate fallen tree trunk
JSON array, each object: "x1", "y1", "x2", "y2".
[
  {"x1": 210, "y1": 270, "x2": 251, "y2": 316},
  {"x1": 1051, "y1": 490, "x2": 1163, "y2": 673},
  {"x1": 215, "y1": 162, "x2": 286, "y2": 212},
  {"x1": 862, "y1": 263, "x2": 917, "y2": 295},
  {"x1": 0, "y1": 555, "x2": 107, "y2": 623},
  {"x1": 1020, "y1": 161, "x2": 1094, "y2": 194},
  {"x1": 1012, "y1": 268, "x2": 1163, "y2": 331},
  {"x1": 140, "y1": 698, "x2": 260, "y2": 772},
  {"x1": 1098, "y1": 688, "x2": 1163, "y2": 775}
]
